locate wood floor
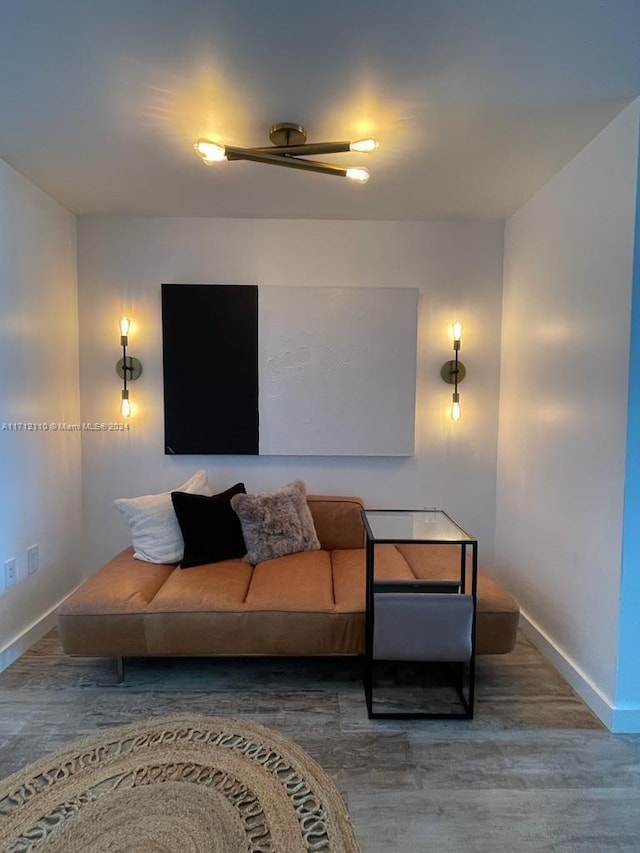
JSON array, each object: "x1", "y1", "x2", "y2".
[{"x1": 1, "y1": 629, "x2": 639, "y2": 852}]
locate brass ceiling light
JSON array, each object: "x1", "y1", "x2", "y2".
[{"x1": 194, "y1": 122, "x2": 378, "y2": 183}]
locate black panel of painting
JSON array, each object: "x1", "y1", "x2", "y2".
[{"x1": 161, "y1": 283, "x2": 259, "y2": 455}]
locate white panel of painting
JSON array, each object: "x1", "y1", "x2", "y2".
[{"x1": 258, "y1": 287, "x2": 417, "y2": 455}]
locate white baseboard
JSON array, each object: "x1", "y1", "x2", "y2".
[
  {"x1": 0, "y1": 604, "x2": 60, "y2": 674},
  {"x1": 520, "y1": 610, "x2": 640, "y2": 733}
]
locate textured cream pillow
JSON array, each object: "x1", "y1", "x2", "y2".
[
  {"x1": 230, "y1": 480, "x2": 320, "y2": 565},
  {"x1": 114, "y1": 470, "x2": 212, "y2": 563}
]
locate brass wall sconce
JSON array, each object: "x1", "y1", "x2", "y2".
[
  {"x1": 194, "y1": 122, "x2": 378, "y2": 183},
  {"x1": 441, "y1": 322, "x2": 466, "y2": 421},
  {"x1": 116, "y1": 317, "x2": 142, "y2": 418}
]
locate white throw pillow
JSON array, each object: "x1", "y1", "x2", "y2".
[{"x1": 114, "y1": 470, "x2": 213, "y2": 563}]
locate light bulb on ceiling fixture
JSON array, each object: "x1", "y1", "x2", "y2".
[
  {"x1": 194, "y1": 139, "x2": 227, "y2": 163},
  {"x1": 345, "y1": 167, "x2": 370, "y2": 183},
  {"x1": 349, "y1": 137, "x2": 378, "y2": 153}
]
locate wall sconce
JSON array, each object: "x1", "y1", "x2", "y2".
[
  {"x1": 440, "y1": 322, "x2": 466, "y2": 421},
  {"x1": 116, "y1": 317, "x2": 142, "y2": 418}
]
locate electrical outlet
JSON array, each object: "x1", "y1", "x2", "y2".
[
  {"x1": 4, "y1": 558, "x2": 17, "y2": 588},
  {"x1": 27, "y1": 544, "x2": 39, "y2": 575}
]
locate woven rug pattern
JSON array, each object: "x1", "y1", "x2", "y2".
[{"x1": 0, "y1": 714, "x2": 360, "y2": 852}]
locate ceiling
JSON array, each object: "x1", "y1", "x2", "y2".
[{"x1": 1, "y1": 0, "x2": 640, "y2": 221}]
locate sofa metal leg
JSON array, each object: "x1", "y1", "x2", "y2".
[{"x1": 115, "y1": 656, "x2": 124, "y2": 683}]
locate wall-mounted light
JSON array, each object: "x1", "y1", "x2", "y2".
[
  {"x1": 116, "y1": 317, "x2": 142, "y2": 417},
  {"x1": 440, "y1": 322, "x2": 466, "y2": 421}
]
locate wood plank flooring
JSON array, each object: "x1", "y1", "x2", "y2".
[{"x1": 1, "y1": 629, "x2": 639, "y2": 852}]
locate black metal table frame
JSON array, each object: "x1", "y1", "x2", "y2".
[{"x1": 361, "y1": 508, "x2": 478, "y2": 720}]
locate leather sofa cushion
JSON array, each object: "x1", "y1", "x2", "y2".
[
  {"x1": 147, "y1": 559, "x2": 252, "y2": 611},
  {"x1": 245, "y1": 550, "x2": 333, "y2": 611},
  {"x1": 395, "y1": 543, "x2": 520, "y2": 614},
  {"x1": 58, "y1": 548, "x2": 173, "y2": 615}
]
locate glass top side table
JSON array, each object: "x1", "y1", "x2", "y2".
[
  {"x1": 361, "y1": 509, "x2": 478, "y2": 719},
  {"x1": 362, "y1": 509, "x2": 476, "y2": 544}
]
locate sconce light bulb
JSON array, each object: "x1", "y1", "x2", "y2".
[
  {"x1": 451, "y1": 400, "x2": 461, "y2": 422},
  {"x1": 452, "y1": 322, "x2": 463, "y2": 342},
  {"x1": 194, "y1": 138, "x2": 227, "y2": 163},
  {"x1": 120, "y1": 317, "x2": 130, "y2": 337},
  {"x1": 121, "y1": 391, "x2": 131, "y2": 419},
  {"x1": 345, "y1": 166, "x2": 370, "y2": 183},
  {"x1": 349, "y1": 137, "x2": 378, "y2": 153}
]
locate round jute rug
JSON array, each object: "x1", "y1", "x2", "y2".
[{"x1": 0, "y1": 714, "x2": 360, "y2": 852}]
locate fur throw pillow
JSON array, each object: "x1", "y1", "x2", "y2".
[{"x1": 230, "y1": 480, "x2": 320, "y2": 564}]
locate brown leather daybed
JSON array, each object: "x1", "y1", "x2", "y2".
[{"x1": 57, "y1": 495, "x2": 519, "y2": 673}]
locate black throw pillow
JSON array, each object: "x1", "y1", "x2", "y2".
[{"x1": 171, "y1": 483, "x2": 247, "y2": 568}]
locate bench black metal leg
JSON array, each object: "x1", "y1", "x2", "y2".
[
  {"x1": 361, "y1": 655, "x2": 373, "y2": 718},
  {"x1": 115, "y1": 656, "x2": 124, "y2": 683}
]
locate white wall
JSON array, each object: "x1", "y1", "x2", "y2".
[
  {"x1": 0, "y1": 160, "x2": 83, "y2": 668},
  {"x1": 496, "y1": 101, "x2": 640, "y2": 728},
  {"x1": 77, "y1": 217, "x2": 504, "y2": 571}
]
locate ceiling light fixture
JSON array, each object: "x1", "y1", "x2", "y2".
[{"x1": 194, "y1": 123, "x2": 378, "y2": 183}]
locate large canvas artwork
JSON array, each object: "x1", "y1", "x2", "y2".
[{"x1": 162, "y1": 284, "x2": 418, "y2": 456}]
